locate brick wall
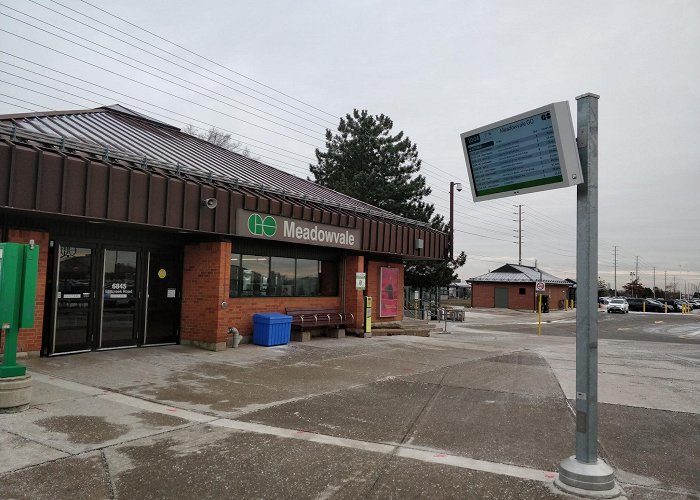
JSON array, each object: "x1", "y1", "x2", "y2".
[
  {"x1": 224, "y1": 296, "x2": 341, "y2": 336},
  {"x1": 180, "y1": 248, "x2": 407, "y2": 349},
  {"x1": 343, "y1": 255, "x2": 364, "y2": 329},
  {"x1": 472, "y1": 282, "x2": 571, "y2": 311},
  {"x1": 2, "y1": 230, "x2": 50, "y2": 355},
  {"x1": 180, "y1": 241, "x2": 231, "y2": 350},
  {"x1": 472, "y1": 283, "x2": 495, "y2": 308},
  {"x1": 509, "y1": 284, "x2": 536, "y2": 310}
]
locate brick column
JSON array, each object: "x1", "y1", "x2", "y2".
[
  {"x1": 3, "y1": 229, "x2": 49, "y2": 356},
  {"x1": 181, "y1": 241, "x2": 231, "y2": 351},
  {"x1": 343, "y1": 255, "x2": 364, "y2": 330}
]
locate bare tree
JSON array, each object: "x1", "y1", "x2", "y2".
[{"x1": 183, "y1": 125, "x2": 254, "y2": 158}]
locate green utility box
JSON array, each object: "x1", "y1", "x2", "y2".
[{"x1": 0, "y1": 242, "x2": 39, "y2": 378}]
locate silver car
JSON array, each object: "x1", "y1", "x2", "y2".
[{"x1": 607, "y1": 298, "x2": 629, "y2": 314}]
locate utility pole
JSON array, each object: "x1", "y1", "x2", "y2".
[
  {"x1": 635, "y1": 256, "x2": 639, "y2": 282},
  {"x1": 653, "y1": 267, "x2": 656, "y2": 298},
  {"x1": 613, "y1": 246, "x2": 618, "y2": 296},
  {"x1": 664, "y1": 271, "x2": 667, "y2": 300},
  {"x1": 513, "y1": 204, "x2": 523, "y2": 265}
]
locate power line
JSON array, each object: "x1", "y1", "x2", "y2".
[
  {"x1": 4, "y1": 3, "x2": 331, "y2": 133},
  {"x1": 75, "y1": 0, "x2": 339, "y2": 120},
  {"x1": 0, "y1": 15, "x2": 325, "y2": 142},
  {"x1": 0, "y1": 58, "x2": 315, "y2": 164},
  {"x1": 0, "y1": 88, "x2": 314, "y2": 176},
  {"x1": 0, "y1": 28, "x2": 323, "y2": 148}
]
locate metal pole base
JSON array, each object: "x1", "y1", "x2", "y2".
[{"x1": 555, "y1": 456, "x2": 623, "y2": 498}]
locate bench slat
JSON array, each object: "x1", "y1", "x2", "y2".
[{"x1": 286, "y1": 308, "x2": 350, "y2": 330}]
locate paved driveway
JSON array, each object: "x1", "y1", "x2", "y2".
[{"x1": 1, "y1": 309, "x2": 698, "y2": 499}]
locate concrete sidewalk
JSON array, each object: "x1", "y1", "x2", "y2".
[{"x1": 1, "y1": 321, "x2": 698, "y2": 499}]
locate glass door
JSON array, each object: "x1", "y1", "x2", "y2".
[
  {"x1": 99, "y1": 249, "x2": 139, "y2": 349},
  {"x1": 52, "y1": 246, "x2": 93, "y2": 354},
  {"x1": 144, "y1": 251, "x2": 181, "y2": 345}
]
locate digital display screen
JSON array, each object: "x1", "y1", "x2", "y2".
[
  {"x1": 460, "y1": 101, "x2": 582, "y2": 201},
  {"x1": 464, "y1": 110, "x2": 562, "y2": 197}
]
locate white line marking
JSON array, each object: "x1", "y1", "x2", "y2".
[
  {"x1": 30, "y1": 373, "x2": 557, "y2": 484},
  {"x1": 99, "y1": 393, "x2": 216, "y2": 423},
  {"x1": 396, "y1": 447, "x2": 555, "y2": 482},
  {"x1": 209, "y1": 419, "x2": 555, "y2": 483},
  {"x1": 209, "y1": 419, "x2": 396, "y2": 454}
]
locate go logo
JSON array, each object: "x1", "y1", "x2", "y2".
[{"x1": 247, "y1": 213, "x2": 277, "y2": 237}]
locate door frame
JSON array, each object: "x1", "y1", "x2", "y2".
[
  {"x1": 50, "y1": 242, "x2": 97, "y2": 355},
  {"x1": 47, "y1": 240, "x2": 182, "y2": 355},
  {"x1": 143, "y1": 249, "x2": 183, "y2": 346}
]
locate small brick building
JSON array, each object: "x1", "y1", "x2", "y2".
[
  {"x1": 0, "y1": 106, "x2": 446, "y2": 356},
  {"x1": 469, "y1": 264, "x2": 572, "y2": 311}
]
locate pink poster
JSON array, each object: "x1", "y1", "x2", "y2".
[{"x1": 380, "y1": 267, "x2": 399, "y2": 317}]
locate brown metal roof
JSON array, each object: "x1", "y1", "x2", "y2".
[
  {"x1": 0, "y1": 106, "x2": 396, "y2": 219},
  {"x1": 0, "y1": 106, "x2": 447, "y2": 260}
]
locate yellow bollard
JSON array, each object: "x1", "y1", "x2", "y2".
[{"x1": 643, "y1": 301, "x2": 646, "y2": 313}]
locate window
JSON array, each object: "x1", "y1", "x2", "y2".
[
  {"x1": 269, "y1": 257, "x2": 295, "y2": 296},
  {"x1": 296, "y1": 259, "x2": 320, "y2": 296},
  {"x1": 241, "y1": 255, "x2": 270, "y2": 296},
  {"x1": 230, "y1": 253, "x2": 338, "y2": 297},
  {"x1": 519, "y1": 288, "x2": 526, "y2": 295}
]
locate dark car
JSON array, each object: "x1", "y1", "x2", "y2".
[
  {"x1": 626, "y1": 298, "x2": 663, "y2": 312},
  {"x1": 626, "y1": 298, "x2": 644, "y2": 311},
  {"x1": 656, "y1": 298, "x2": 676, "y2": 312},
  {"x1": 643, "y1": 299, "x2": 665, "y2": 312}
]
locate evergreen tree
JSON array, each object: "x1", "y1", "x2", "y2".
[
  {"x1": 311, "y1": 109, "x2": 435, "y2": 223},
  {"x1": 311, "y1": 109, "x2": 465, "y2": 287}
]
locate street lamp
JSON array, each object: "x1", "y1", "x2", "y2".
[{"x1": 449, "y1": 182, "x2": 462, "y2": 261}]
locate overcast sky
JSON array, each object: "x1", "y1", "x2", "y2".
[{"x1": 1, "y1": 0, "x2": 698, "y2": 293}]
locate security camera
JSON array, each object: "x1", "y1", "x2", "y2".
[
  {"x1": 201, "y1": 198, "x2": 218, "y2": 209},
  {"x1": 455, "y1": 183, "x2": 463, "y2": 192}
]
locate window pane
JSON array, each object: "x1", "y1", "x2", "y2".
[
  {"x1": 296, "y1": 259, "x2": 320, "y2": 296},
  {"x1": 241, "y1": 255, "x2": 269, "y2": 296},
  {"x1": 269, "y1": 257, "x2": 295, "y2": 296},
  {"x1": 320, "y1": 260, "x2": 339, "y2": 296},
  {"x1": 230, "y1": 254, "x2": 241, "y2": 297}
]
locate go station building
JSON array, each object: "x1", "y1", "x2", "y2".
[{"x1": 0, "y1": 106, "x2": 447, "y2": 356}]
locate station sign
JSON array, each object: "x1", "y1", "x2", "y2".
[
  {"x1": 460, "y1": 102, "x2": 583, "y2": 201},
  {"x1": 237, "y1": 209, "x2": 361, "y2": 250}
]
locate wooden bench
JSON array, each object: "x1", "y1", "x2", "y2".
[{"x1": 285, "y1": 308, "x2": 354, "y2": 341}]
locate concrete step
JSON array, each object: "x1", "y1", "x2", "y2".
[{"x1": 370, "y1": 327, "x2": 432, "y2": 337}]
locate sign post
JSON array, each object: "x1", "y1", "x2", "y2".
[
  {"x1": 460, "y1": 96, "x2": 620, "y2": 496},
  {"x1": 555, "y1": 94, "x2": 620, "y2": 496}
]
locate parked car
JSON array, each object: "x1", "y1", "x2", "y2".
[
  {"x1": 626, "y1": 298, "x2": 644, "y2": 311},
  {"x1": 691, "y1": 299, "x2": 700, "y2": 309},
  {"x1": 607, "y1": 298, "x2": 629, "y2": 314},
  {"x1": 657, "y1": 298, "x2": 676, "y2": 312},
  {"x1": 645, "y1": 299, "x2": 665, "y2": 312},
  {"x1": 626, "y1": 298, "x2": 663, "y2": 312},
  {"x1": 676, "y1": 299, "x2": 693, "y2": 311}
]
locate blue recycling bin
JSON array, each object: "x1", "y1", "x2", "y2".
[{"x1": 252, "y1": 313, "x2": 292, "y2": 346}]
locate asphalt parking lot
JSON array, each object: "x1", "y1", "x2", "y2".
[{"x1": 1, "y1": 308, "x2": 698, "y2": 499}]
